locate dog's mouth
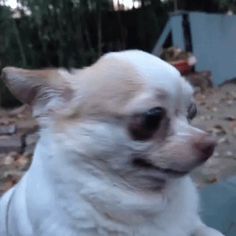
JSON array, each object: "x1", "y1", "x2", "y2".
[{"x1": 132, "y1": 158, "x2": 188, "y2": 177}]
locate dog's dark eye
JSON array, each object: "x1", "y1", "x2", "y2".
[
  {"x1": 128, "y1": 107, "x2": 165, "y2": 140},
  {"x1": 143, "y1": 107, "x2": 165, "y2": 130},
  {"x1": 187, "y1": 103, "x2": 197, "y2": 120}
]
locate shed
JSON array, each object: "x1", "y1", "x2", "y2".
[{"x1": 153, "y1": 11, "x2": 236, "y2": 85}]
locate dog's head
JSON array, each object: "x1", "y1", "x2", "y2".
[{"x1": 1, "y1": 50, "x2": 215, "y2": 191}]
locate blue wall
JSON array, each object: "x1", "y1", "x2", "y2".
[
  {"x1": 189, "y1": 12, "x2": 236, "y2": 85},
  {"x1": 171, "y1": 15, "x2": 185, "y2": 50}
]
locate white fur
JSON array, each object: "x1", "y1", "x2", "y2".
[
  {"x1": 0, "y1": 136, "x2": 215, "y2": 236},
  {"x1": 0, "y1": 50, "x2": 224, "y2": 236}
]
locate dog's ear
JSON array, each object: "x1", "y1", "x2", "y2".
[{"x1": 1, "y1": 67, "x2": 73, "y2": 117}]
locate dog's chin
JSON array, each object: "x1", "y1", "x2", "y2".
[
  {"x1": 128, "y1": 157, "x2": 192, "y2": 191},
  {"x1": 132, "y1": 157, "x2": 189, "y2": 178},
  {"x1": 155, "y1": 167, "x2": 189, "y2": 178},
  {"x1": 127, "y1": 170, "x2": 187, "y2": 192},
  {"x1": 133, "y1": 158, "x2": 190, "y2": 184},
  {"x1": 147, "y1": 171, "x2": 189, "y2": 191}
]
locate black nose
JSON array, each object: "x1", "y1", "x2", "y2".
[{"x1": 194, "y1": 135, "x2": 216, "y2": 161}]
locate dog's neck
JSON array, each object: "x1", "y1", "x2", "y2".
[{"x1": 28, "y1": 132, "x2": 189, "y2": 227}]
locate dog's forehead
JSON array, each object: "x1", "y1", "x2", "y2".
[
  {"x1": 101, "y1": 50, "x2": 190, "y2": 98},
  {"x1": 69, "y1": 50, "x2": 193, "y2": 114},
  {"x1": 105, "y1": 50, "x2": 179, "y2": 78}
]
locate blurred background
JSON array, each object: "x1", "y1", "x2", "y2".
[{"x1": 1, "y1": 0, "x2": 236, "y2": 197}]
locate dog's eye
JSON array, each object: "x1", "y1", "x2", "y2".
[
  {"x1": 187, "y1": 103, "x2": 197, "y2": 120},
  {"x1": 128, "y1": 107, "x2": 165, "y2": 140},
  {"x1": 143, "y1": 107, "x2": 165, "y2": 130}
]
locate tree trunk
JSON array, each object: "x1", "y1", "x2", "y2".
[{"x1": 97, "y1": 0, "x2": 102, "y2": 57}]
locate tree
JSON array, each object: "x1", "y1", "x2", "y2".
[{"x1": 0, "y1": 0, "x2": 113, "y2": 106}]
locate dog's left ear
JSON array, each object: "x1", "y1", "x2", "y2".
[{"x1": 1, "y1": 67, "x2": 73, "y2": 117}]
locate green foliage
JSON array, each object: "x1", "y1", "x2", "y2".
[
  {"x1": 0, "y1": 0, "x2": 169, "y2": 70},
  {"x1": 17, "y1": 0, "x2": 104, "y2": 68},
  {"x1": 167, "y1": 0, "x2": 236, "y2": 12},
  {"x1": 0, "y1": 0, "x2": 113, "y2": 106},
  {"x1": 218, "y1": 0, "x2": 236, "y2": 12},
  {"x1": 0, "y1": 5, "x2": 23, "y2": 107}
]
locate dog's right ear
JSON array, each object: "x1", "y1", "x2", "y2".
[{"x1": 1, "y1": 67, "x2": 73, "y2": 117}]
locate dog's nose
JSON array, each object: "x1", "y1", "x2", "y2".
[{"x1": 193, "y1": 134, "x2": 216, "y2": 161}]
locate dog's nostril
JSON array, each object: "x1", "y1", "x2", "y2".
[{"x1": 194, "y1": 135, "x2": 216, "y2": 161}]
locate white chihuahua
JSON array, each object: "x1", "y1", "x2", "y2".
[{"x1": 0, "y1": 50, "x2": 224, "y2": 236}]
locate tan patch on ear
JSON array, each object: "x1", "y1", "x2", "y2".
[{"x1": 1, "y1": 67, "x2": 68, "y2": 105}]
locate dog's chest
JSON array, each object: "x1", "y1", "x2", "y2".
[
  {"x1": 54, "y1": 190, "x2": 195, "y2": 236},
  {"x1": 40, "y1": 174, "x2": 198, "y2": 236},
  {"x1": 59, "y1": 214, "x2": 193, "y2": 236}
]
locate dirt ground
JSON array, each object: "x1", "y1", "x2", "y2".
[
  {"x1": 192, "y1": 83, "x2": 236, "y2": 186},
  {"x1": 0, "y1": 82, "x2": 236, "y2": 195}
]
